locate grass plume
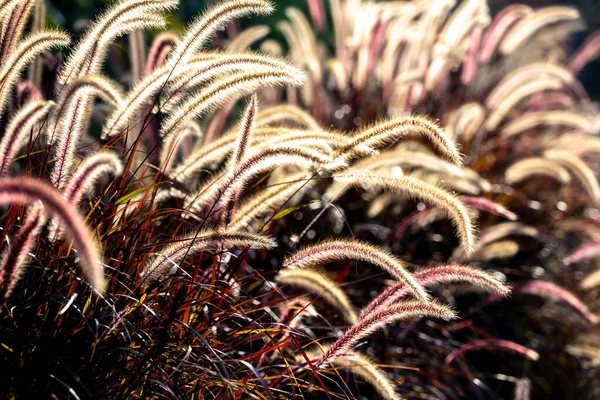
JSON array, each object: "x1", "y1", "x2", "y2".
[{"x1": 0, "y1": 177, "x2": 103, "y2": 293}]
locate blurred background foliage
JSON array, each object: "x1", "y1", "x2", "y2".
[
  {"x1": 46, "y1": 0, "x2": 600, "y2": 31},
  {"x1": 46, "y1": 0, "x2": 600, "y2": 98}
]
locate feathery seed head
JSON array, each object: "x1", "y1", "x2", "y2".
[
  {"x1": 0, "y1": 177, "x2": 104, "y2": 293},
  {"x1": 284, "y1": 239, "x2": 430, "y2": 303},
  {"x1": 333, "y1": 171, "x2": 477, "y2": 254}
]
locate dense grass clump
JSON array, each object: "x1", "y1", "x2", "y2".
[{"x1": 0, "y1": 0, "x2": 598, "y2": 398}]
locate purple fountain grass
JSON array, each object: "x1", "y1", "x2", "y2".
[
  {"x1": 128, "y1": 30, "x2": 145, "y2": 85},
  {"x1": 159, "y1": 68, "x2": 306, "y2": 141},
  {"x1": 460, "y1": 196, "x2": 518, "y2": 221},
  {"x1": 505, "y1": 157, "x2": 572, "y2": 185},
  {"x1": 160, "y1": 121, "x2": 204, "y2": 172},
  {"x1": 565, "y1": 240, "x2": 600, "y2": 265},
  {"x1": 499, "y1": 6, "x2": 581, "y2": 55},
  {"x1": 0, "y1": 30, "x2": 69, "y2": 117},
  {"x1": 140, "y1": 230, "x2": 276, "y2": 282},
  {"x1": 502, "y1": 111, "x2": 595, "y2": 138},
  {"x1": 333, "y1": 171, "x2": 477, "y2": 253},
  {"x1": 48, "y1": 77, "x2": 125, "y2": 189},
  {"x1": 0, "y1": 206, "x2": 45, "y2": 300},
  {"x1": 165, "y1": 0, "x2": 274, "y2": 69},
  {"x1": 48, "y1": 152, "x2": 123, "y2": 241},
  {"x1": 228, "y1": 94, "x2": 257, "y2": 173},
  {"x1": 0, "y1": 100, "x2": 54, "y2": 175},
  {"x1": 568, "y1": 30, "x2": 600, "y2": 73},
  {"x1": 163, "y1": 52, "x2": 300, "y2": 108},
  {"x1": 283, "y1": 239, "x2": 430, "y2": 303},
  {"x1": 0, "y1": 177, "x2": 103, "y2": 293},
  {"x1": 0, "y1": 0, "x2": 35, "y2": 63},
  {"x1": 514, "y1": 378, "x2": 532, "y2": 400},
  {"x1": 170, "y1": 126, "x2": 345, "y2": 186},
  {"x1": 57, "y1": 0, "x2": 177, "y2": 85},
  {"x1": 543, "y1": 150, "x2": 600, "y2": 202},
  {"x1": 229, "y1": 173, "x2": 313, "y2": 231},
  {"x1": 0, "y1": 0, "x2": 595, "y2": 397},
  {"x1": 479, "y1": 4, "x2": 532, "y2": 62},
  {"x1": 15, "y1": 80, "x2": 43, "y2": 105},
  {"x1": 49, "y1": 97, "x2": 86, "y2": 189},
  {"x1": 359, "y1": 264, "x2": 510, "y2": 320},
  {"x1": 445, "y1": 338, "x2": 540, "y2": 364},
  {"x1": 254, "y1": 104, "x2": 322, "y2": 131},
  {"x1": 486, "y1": 63, "x2": 587, "y2": 110},
  {"x1": 219, "y1": 94, "x2": 258, "y2": 228},
  {"x1": 47, "y1": 75, "x2": 124, "y2": 141},
  {"x1": 103, "y1": 53, "x2": 299, "y2": 139},
  {"x1": 227, "y1": 25, "x2": 271, "y2": 53},
  {"x1": 23, "y1": 0, "x2": 44, "y2": 81},
  {"x1": 335, "y1": 115, "x2": 463, "y2": 166},
  {"x1": 511, "y1": 281, "x2": 599, "y2": 325},
  {"x1": 0, "y1": 1, "x2": 28, "y2": 30},
  {"x1": 316, "y1": 300, "x2": 456, "y2": 367},
  {"x1": 62, "y1": 152, "x2": 123, "y2": 206},
  {"x1": 186, "y1": 145, "x2": 337, "y2": 216},
  {"x1": 144, "y1": 32, "x2": 179, "y2": 76}
]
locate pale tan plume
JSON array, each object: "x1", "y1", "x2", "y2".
[
  {"x1": 581, "y1": 269, "x2": 600, "y2": 290},
  {"x1": 327, "y1": 351, "x2": 401, "y2": 400},
  {"x1": 485, "y1": 80, "x2": 563, "y2": 130},
  {"x1": 104, "y1": 54, "x2": 303, "y2": 139},
  {"x1": 471, "y1": 240, "x2": 520, "y2": 261},
  {"x1": 0, "y1": 0, "x2": 20, "y2": 22},
  {"x1": 229, "y1": 173, "x2": 313, "y2": 231},
  {"x1": 184, "y1": 145, "x2": 337, "y2": 216},
  {"x1": 502, "y1": 111, "x2": 595, "y2": 138},
  {"x1": 500, "y1": 6, "x2": 581, "y2": 54},
  {"x1": 0, "y1": 30, "x2": 69, "y2": 117},
  {"x1": 275, "y1": 268, "x2": 359, "y2": 324},
  {"x1": 0, "y1": 0, "x2": 34, "y2": 63},
  {"x1": 58, "y1": 0, "x2": 176, "y2": 85},
  {"x1": 159, "y1": 69, "x2": 305, "y2": 141},
  {"x1": 544, "y1": 150, "x2": 600, "y2": 201},
  {"x1": 255, "y1": 104, "x2": 322, "y2": 131},
  {"x1": 170, "y1": 128, "x2": 343, "y2": 186},
  {"x1": 505, "y1": 157, "x2": 572, "y2": 185},
  {"x1": 27, "y1": 0, "x2": 46, "y2": 86},
  {"x1": 228, "y1": 25, "x2": 270, "y2": 52},
  {"x1": 336, "y1": 116, "x2": 462, "y2": 166},
  {"x1": 333, "y1": 171, "x2": 476, "y2": 253},
  {"x1": 283, "y1": 239, "x2": 430, "y2": 303},
  {"x1": 47, "y1": 74, "x2": 124, "y2": 143},
  {"x1": 49, "y1": 76, "x2": 124, "y2": 189},
  {"x1": 162, "y1": 52, "x2": 300, "y2": 112},
  {"x1": 141, "y1": 230, "x2": 276, "y2": 283},
  {"x1": 165, "y1": 0, "x2": 274, "y2": 69},
  {"x1": 0, "y1": 100, "x2": 54, "y2": 175},
  {"x1": 485, "y1": 63, "x2": 585, "y2": 109}
]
